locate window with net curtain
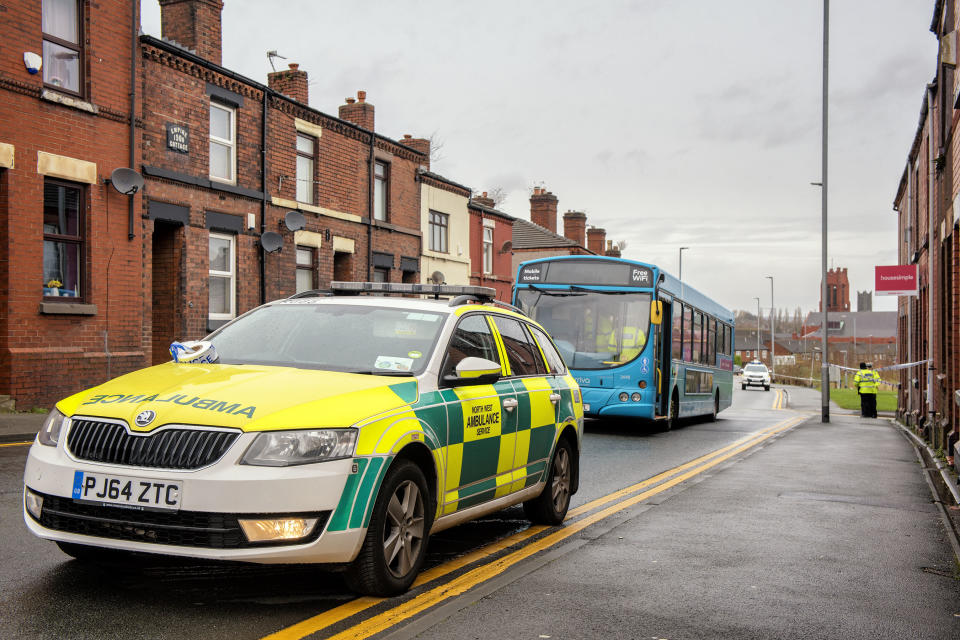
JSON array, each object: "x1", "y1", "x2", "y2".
[
  {"x1": 43, "y1": 180, "x2": 83, "y2": 298},
  {"x1": 209, "y1": 233, "x2": 235, "y2": 320},
  {"x1": 296, "y1": 135, "x2": 315, "y2": 204},
  {"x1": 42, "y1": 0, "x2": 82, "y2": 95}
]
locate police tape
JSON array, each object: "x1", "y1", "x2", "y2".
[{"x1": 169, "y1": 340, "x2": 219, "y2": 364}]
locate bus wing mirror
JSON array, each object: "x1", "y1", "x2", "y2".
[{"x1": 650, "y1": 300, "x2": 663, "y2": 325}]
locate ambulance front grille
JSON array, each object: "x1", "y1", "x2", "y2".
[{"x1": 67, "y1": 420, "x2": 239, "y2": 470}]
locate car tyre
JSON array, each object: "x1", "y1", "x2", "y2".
[
  {"x1": 524, "y1": 437, "x2": 573, "y2": 525},
  {"x1": 741, "y1": 383, "x2": 746, "y2": 390},
  {"x1": 710, "y1": 392, "x2": 719, "y2": 421},
  {"x1": 345, "y1": 459, "x2": 431, "y2": 596},
  {"x1": 764, "y1": 385, "x2": 770, "y2": 391}
]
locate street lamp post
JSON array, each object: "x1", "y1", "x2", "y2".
[
  {"x1": 678, "y1": 247, "x2": 689, "y2": 281},
  {"x1": 819, "y1": 0, "x2": 830, "y2": 422},
  {"x1": 753, "y1": 296, "x2": 761, "y2": 360},
  {"x1": 766, "y1": 275, "x2": 775, "y2": 383}
]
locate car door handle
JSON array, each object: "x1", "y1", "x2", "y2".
[
  {"x1": 549, "y1": 393, "x2": 562, "y2": 404},
  {"x1": 502, "y1": 398, "x2": 518, "y2": 411}
]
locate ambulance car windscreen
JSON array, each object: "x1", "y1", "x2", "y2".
[{"x1": 207, "y1": 303, "x2": 447, "y2": 374}]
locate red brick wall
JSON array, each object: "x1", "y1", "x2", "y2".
[
  {"x1": 529, "y1": 188, "x2": 558, "y2": 233},
  {"x1": 0, "y1": 0, "x2": 143, "y2": 407},
  {"x1": 587, "y1": 227, "x2": 606, "y2": 254},
  {"x1": 468, "y1": 207, "x2": 514, "y2": 301},
  {"x1": 267, "y1": 64, "x2": 308, "y2": 105},
  {"x1": 563, "y1": 211, "x2": 586, "y2": 246},
  {"x1": 158, "y1": 0, "x2": 224, "y2": 66}
]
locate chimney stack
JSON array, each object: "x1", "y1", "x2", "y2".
[
  {"x1": 587, "y1": 227, "x2": 606, "y2": 254},
  {"x1": 339, "y1": 90, "x2": 375, "y2": 131},
  {"x1": 529, "y1": 187, "x2": 559, "y2": 233},
  {"x1": 605, "y1": 240, "x2": 621, "y2": 258},
  {"x1": 158, "y1": 0, "x2": 224, "y2": 65},
  {"x1": 402, "y1": 134, "x2": 431, "y2": 170},
  {"x1": 563, "y1": 210, "x2": 587, "y2": 246},
  {"x1": 268, "y1": 62, "x2": 309, "y2": 104},
  {"x1": 472, "y1": 191, "x2": 495, "y2": 208}
]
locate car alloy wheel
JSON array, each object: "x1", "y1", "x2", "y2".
[{"x1": 383, "y1": 479, "x2": 425, "y2": 579}]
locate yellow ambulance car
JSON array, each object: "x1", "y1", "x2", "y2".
[{"x1": 23, "y1": 283, "x2": 583, "y2": 595}]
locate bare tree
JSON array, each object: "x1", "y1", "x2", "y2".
[
  {"x1": 487, "y1": 186, "x2": 507, "y2": 207},
  {"x1": 427, "y1": 131, "x2": 445, "y2": 165}
]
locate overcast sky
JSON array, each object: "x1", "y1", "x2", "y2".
[{"x1": 142, "y1": 0, "x2": 936, "y2": 316}]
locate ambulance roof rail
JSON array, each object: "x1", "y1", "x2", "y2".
[
  {"x1": 328, "y1": 281, "x2": 497, "y2": 301},
  {"x1": 286, "y1": 289, "x2": 333, "y2": 299},
  {"x1": 447, "y1": 296, "x2": 526, "y2": 316}
]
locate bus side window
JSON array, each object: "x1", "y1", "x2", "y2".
[
  {"x1": 671, "y1": 306, "x2": 683, "y2": 361},
  {"x1": 683, "y1": 305, "x2": 693, "y2": 362}
]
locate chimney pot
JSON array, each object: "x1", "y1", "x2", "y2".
[
  {"x1": 288, "y1": 63, "x2": 299, "y2": 71},
  {"x1": 482, "y1": 191, "x2": 488, "y2": 197},
  {"x1": 345, "y1": 97, "x2": 356, "y2": 104},
  {"x1": 404, "y1": 134, "x2": 412, "y2": 139},
  {"x1": 357, "y1": 90, "x2": 366, "y2": 102}
]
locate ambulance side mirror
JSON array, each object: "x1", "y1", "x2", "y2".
[
  {"x1": 650, "y1": 300, "x2": 663, "y2": 325},
  {"x1": 443, "y1": 357, "x2": 502, "y2": 387}
]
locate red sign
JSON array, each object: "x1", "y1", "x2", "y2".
[{"x1": 875, "y1": 264, "x2": 918, "y2": 296}]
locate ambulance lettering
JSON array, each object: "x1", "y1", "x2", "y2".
[{"x1": 82, "y1": 393, "x2": 256, "y2": 418}]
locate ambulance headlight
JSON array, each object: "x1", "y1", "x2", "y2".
[
  {"x1": 37, "y1": 409, "x2": 67, "y2": 447},
  {"x1": 241, "y1": 429, "x2": 358, "y2": 467}
]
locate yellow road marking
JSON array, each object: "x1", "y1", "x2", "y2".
[
  {"x1": 0, "y1": 441, "x2": 32, "y2": 448},
  {"x1": 261, "y1": 414, "x2": 807, "y2": 640}
]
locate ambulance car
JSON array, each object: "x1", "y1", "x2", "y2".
[{"x1": 23, "y1": 283, "x2": 583, "y2": 595}]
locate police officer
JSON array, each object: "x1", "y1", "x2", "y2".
[{"x1": 853, "y1": 362, "x2": 879, "y2": 418}]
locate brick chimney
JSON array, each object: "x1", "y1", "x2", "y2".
[
  {"x1": 563, "y1": 210, "x2": 587, "y2": 246},
  {"x1": 339, "y1": 91, "x2": 375, "y2": 131},
  {"x1": 587, "y1": 227, "x2": 606, "y2": 254},
  {"x1": 402, "y1": 134, "x2": 430, "y2": 170},
  {"x1": 268, "y1": 62, "x2": 308, "y2": 104},
  {"x1": 605, "y1": 240, "x2": 621, "y2": 258},
  {"x1": 158, "y1": 0, "x2": 224, "y2": 65},
  {"x1": 529, "y1": 187, "x2": 558, "y2": 233},
  {"x1": 472, "y1": 191, "x2": 495, "y2": 208}
]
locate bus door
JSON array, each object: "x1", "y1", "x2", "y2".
[{"x1": 655, "y1": 298, "x2": 673, "y2": 417}]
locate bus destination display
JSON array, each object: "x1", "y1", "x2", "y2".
[{"x1": 519, "y1": 260, "x2": 653, "y2": 287}]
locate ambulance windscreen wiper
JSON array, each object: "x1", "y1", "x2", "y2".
[{"x1": 348, "y1": 369, "x2": 415, "y2": 377}]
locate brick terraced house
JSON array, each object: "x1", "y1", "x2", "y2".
[{"x1": 0, "y1": 0, "x2": 144, "y2": 408}]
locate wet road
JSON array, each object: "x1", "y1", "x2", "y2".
[{"x1": 3, "y1": 385, "x2": 956, "y2": 639}]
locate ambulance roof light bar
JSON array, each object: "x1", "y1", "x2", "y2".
[{"x1": 329, "y1": 281, "x2": 497, "y2": 301}]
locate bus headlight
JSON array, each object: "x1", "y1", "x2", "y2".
[
  {"x1": 631, "y1": 392, "x2": 642, "y2": 402},
  {"x1": 618, "y1": 392, "x2": 629, "y2": 402}
]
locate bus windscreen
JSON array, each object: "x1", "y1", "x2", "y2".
[{"x1": 516, "y1": 289, "x2": 651, "y2": 370}]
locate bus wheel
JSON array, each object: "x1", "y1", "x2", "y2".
[
  {"x1": 666, "y1": 391, "x2": 679, "y2": 431},
  {"x1": 710, "y1": 391, "x2": 719, "y2": 421}
]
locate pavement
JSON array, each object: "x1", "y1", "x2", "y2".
[
  {"x1": 0, "y1": 412, "x2": 47, "y2": 443},
  {"x1": 413, "y1": 385, "x2": 960, "y2": 640}
]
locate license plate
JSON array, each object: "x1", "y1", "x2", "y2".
[{"x1": 72, "y1": 471, "x2": 182, "y2": 511}]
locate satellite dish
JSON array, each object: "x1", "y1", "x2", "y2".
[
  {"x1": 429, "y1": 271, "x2": 445, "y2": 285},
  {"x1": 260, "y1": 231, "x2": 283, "y2": 253},
  {"x1": 284, "y1": 210, "x2": 306, "y2": 232},
  {"x1": 110, "y1": 168, "x2": 144, "y2": 195}
]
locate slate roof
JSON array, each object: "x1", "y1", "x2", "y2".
[
  {"x1": 512, "y1": 218, "x2": 591, "y2": 251},
  {"x1": 801, "y1": 311, "x2": 897, "y2": 339}
]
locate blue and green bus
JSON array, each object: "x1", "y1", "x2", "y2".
[{"x1": 512, "y1": 256, "x2": 734, "y2": 428}]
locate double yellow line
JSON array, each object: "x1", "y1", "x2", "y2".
[
  {"x1": 772, "y1": 389, "x2": 786, "y2": 410},
  {"x1": 262, "y1": 413, "x2": 808, "y2": 640},
  {"x1": 0, "y1": 440, "x2": 32, "y2": 448}
]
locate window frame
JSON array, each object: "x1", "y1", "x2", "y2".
[
  {"x1": 42, "y1": 178, "x2": 85, "y2": 301},
  {"x1": 373, "y1": 160, "x2": 389, "y2": 221},
  {"x1": 295, "y1": 133, "x2": 316, "y2": 204},
  {"x1": 428, "y1": 210, "x2": 449, "y2": 253},
  {"x1": 491, "y1": 315, "x2": 545, "y2": 377},
  {"x1": 208, "y1": 232, "x2": 236, "y2": 321},
  {"x1": 42, "y1": 0, "x2": 84, "y2": 97},
  {"x1": 209, "y1": 101, "x2": 237, "y2": 184},
  {"x1": 482, "y1": 227, "x2": 493, "y2": 274},
  {"x1": 440, "y1": 313, "x2": 503, "y2": 381},
  {"x1": 295, "y1": 245, "x2": 316, "y2": 293}
]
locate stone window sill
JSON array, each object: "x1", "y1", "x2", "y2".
[
  {"x1": 40, "y1": 90, "x2": 99, "y2": 115},
  {"x1": 40, "y1": 302, "x2": 97, "y2": 315}
]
